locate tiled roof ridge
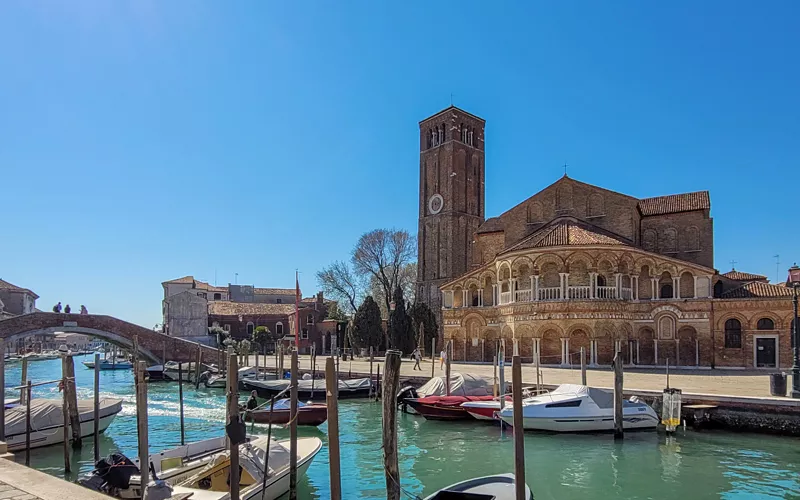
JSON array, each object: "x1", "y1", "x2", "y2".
[
  {"x1": 501, "y1": 217, "x2": 630, "y2": 254},
  {"x1": 638, "y1": 191, "x2": 710, "y2": 217},
  {"x1": 722, "y1": 270, "x2": 768, "y2": 281},
  {"x1": 720, "y1": 280, "x2": 793, "y2": 299}
]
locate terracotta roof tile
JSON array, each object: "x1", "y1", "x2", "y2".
[
  {"x1": 254, "y1": 288, "x2": 297, "y2": 296},
  {"x1": 208, "y1": 302, "x2": 299, "y2": 316},
  {"x1": 721, "y1": 270, "x2": 768, "y2": 281},
  {"x1": 0, "y1": 279, "x2": 38, "y2": 298},
  {"x1": 477, "y1": 217, "x2": 504, "y2": 234},
  {"x1": 720, "y1": 281, "x2": 794, "y2": 299},
  {"x1": 638, "y1": 191, "x2": 710, "y2": 216},
  {"x1": 163, "y1": 276, "x2": 195, "y2": 285},
  {"x1": 503, "y1": 218, "x2": 629, "y2": 253}
]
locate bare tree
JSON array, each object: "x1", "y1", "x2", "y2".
[
  {"x1": 368, "y1": 263, "x2": 417, "y2": 318},
  {"x1": 316, "y1": 260, "x2": 363, "y2": 315},
  {"x1": 352, "y1": 229, "x2": 416, "y2": 316}
]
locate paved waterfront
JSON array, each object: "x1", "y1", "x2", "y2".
[
  {"x1": 246, "y1": 353, "x2": 796, "y2": 398},
  {"x1": 0, "y1": 482, "x2": 40, "y2": 500}
]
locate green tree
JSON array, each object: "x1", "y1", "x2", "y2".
[
  {"x1": 252, "y1": 326, "x2": 271, "y2": 354},
  {"x1": 209, "y1": 325, "x2": 228, "y2": 348},
  {"x1": 410, "y1": 301, "x2": 438, "y2": 353},
  {"x1": 350, "y1": 296, "x2": 383, "y2": 350},
  {"x1": 388, "y1": 286, "x2": 414, "y2": 354}
]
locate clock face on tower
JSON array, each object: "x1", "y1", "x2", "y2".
[{"x1": 428, "y1": 194, "x2": 444, "y2": 215}]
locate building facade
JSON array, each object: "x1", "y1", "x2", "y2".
[
  {"x1": 0, "y1": 279, "x2": 38, "y2": 318},
  {"x1": 417, "y1": 106, "x2": 796, "y2": 369}
]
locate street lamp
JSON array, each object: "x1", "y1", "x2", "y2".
[{"x1": 787, "y1": 264, "x2": 800, "y2": 399}]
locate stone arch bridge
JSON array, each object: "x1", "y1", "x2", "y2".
[{"x1": 0, "y1": 313, "x2": 222, "y2": 365}]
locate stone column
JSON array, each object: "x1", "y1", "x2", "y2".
[
  {"x1": 589, "y1": 272, "x2": 597, "y2": 299},
  {"x1": 534, "y1": 275, "x2": 540, "y2": 301},
  {"x1": 565, "y1": 338, "x2": 571, "y2": 366},
  {"x1": 534, "y1": 338, "x2": 541, "y2": 365},
  {"x1": 654, "y1": 339, "x2": 659, "y2": 365},
  {"x1": 463, "y1": 289, "x2": 469, "y2": 307},
  {"x1": 492, "y1": 284, "x2": 498, "y2": 305},
  {"x1": 651, "y1": 278, "x2": 658, "y2": 299},
  {"x1": 672, "y1": 277, "x2": 680, "y2": 299},
  {"x1": 478, "y1": 289, "x2": 484, "y2": 307},
  {"x1": 707, "y1": 276, "x2": 714, "y2": 298},
  {"x1": 695, "y1": 339, "x2": 700, "y2": 366},
  {"x1": 560, "y1": 273, "x2": 569, "y2": 300},
  {"x1": 530, "y1": 276, "x2": 535, "y2": 301},
  {"x1": 560, "y1": 338, "x2": 567, "y2": 366},
  {"x1": 675, "y1": 339, "x2": 680, "y2": 366},
  {"x1": 693, "y1": 276, "x2": 699, "y2": 299},
  {"x1": 615, "y1": 273, "x2": 622, "y2": 299}
]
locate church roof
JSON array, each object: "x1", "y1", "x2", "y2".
[
  {"x1": 477, "y1": 217, "x2": 504, "y2": 234},
  {"x1": 638, "y1": 191, "x2": 710, "y2": 216},
  {"x1": 721, "y1": 270, "x2": 768, "y2": 282},
  {"x1": 720, "y1": 281, "x2": 794, "y2": 299},
  {"x1": 501, "y1": 218, "x2": 630, "y2": 254}
]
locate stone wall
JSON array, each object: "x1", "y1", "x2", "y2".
[{"x1": 165, "y1": 290, "x2": 208, "y2": 338}]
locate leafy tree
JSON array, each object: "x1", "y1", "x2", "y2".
[
  {"x1": 410, "y1": 301, "x2": 438, "y2": 353},
  {"x1": 350, "y1": 296, "x2": 383, "y2": 350},
  {"x1": 252, "y1": 326, "x2": 271, "y2": 354},
  {"x1": 209, "y1": 325, "x2": 228, "y2": 348},
  {"x1": 388, "y1": 286, "x2": 414, "y2": 354}
]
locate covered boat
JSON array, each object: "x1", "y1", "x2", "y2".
[
  {"x1": 497, "y1": 384, "x2": 659, "y2": 432},
  {"x1": 423, "y1": 473, "x2": 532, "y2": 500},
  {"x1": 82, "y1": 358, "x2": 133, "y2": 370},
  {"x1": 243, "y1": 399, "x2": 327, "y2": 427},
  {"x1": 243, "y1": 377, "x2": 371, "y2": 400},
  {"x1": 5, "y1": 397, "x2": 123, "y2": 451},
  {"x1": 164, "y1": 436, "x2": 322, "y2": 500},
  {"x1": 405, "y1": 395, "x2": 496, "y2": 421}
]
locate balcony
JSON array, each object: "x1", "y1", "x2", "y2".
[{"x1": 448, "y1": 284, "x2": 638, "y2": 309}]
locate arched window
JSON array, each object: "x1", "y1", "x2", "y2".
[
  {"x1": 686, "y1": 226, "x2": 700, "y2": 251},
  {"x1": 597, "y1": 275, "x2": 607, "y2": 287},
  {"x1": 307, "y1": 314, "x2": 314, "y2": 325},
  {"x1": 642, "y1": 229, "x2": 657, "y2": 251},
  {"x1": 439, "y1": 124, "x2": 445, "y2": 144},
  {"x1": 663, "y1": 228, "x2": 678, "y2": 253},
  {"x1": 660, "y1": 283, "x2": 673, "y2": 299},
  {"x1": 460, "y1": 123, "x2": 465, "y2": 142},
  {"x1": 213, "y1": 293, "x2": 221, "y2": 300},
  {"x1": 724, "y1": 318, "x2": 742, "y2": 348},
  {"x1": 275, "y1": 322, "x2": 284, "y2": 335},
  {"x1": 756, "y1": 318, "x2": 774, "y2": 330},
  {"x1": 468, "y1": 129, "x2": 474, "y2": 146},
  {"x1": 246, "y1": 322, "x2": 254, "y2": 336}
]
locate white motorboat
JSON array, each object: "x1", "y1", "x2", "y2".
[
  {"x1": 423, "y1": 473, "x2": 532, "y2": 500},
  {"x1": 4, "y1": 397, "x2": 123, "y2": 451},
  {"x1": 159, "y1": 436, "x2": 322, "y2": 500},
  {"x1": 497, "y1": 384, "x2": 659, "y2": 432},
  {"x1": 164, "y1": 361, "x2": 213, "y2": 381},
  {"x1": 204, "y1": 366, "x2": 261, "y2": 389}
]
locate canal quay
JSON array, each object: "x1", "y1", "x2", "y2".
[{"x1": 1, "y1": 354, "x2": 798, "y2": 499}]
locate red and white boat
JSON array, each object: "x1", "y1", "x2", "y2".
[
  {"x1": 461, "y1": 399, "x2": 506, "y2": 421},
  {"x1": 405, "y1": 395, "x2": 496, "y2": 420}
]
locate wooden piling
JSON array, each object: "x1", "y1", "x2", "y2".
[
  {"x1": 369, "y1": 346, "x2": 374, "y2": 399},
  {"x1": 93, "y1": 353, "x2": 101, "y2": 463},
  {"x1": 445, "y1": 340, "x2": 452, "y2": 396},
  {"x1": 310, "y1": 344, "x2": 316, "y2": 399},
  {"x1": 382, "y1": 350, "x2": 402, "y2": 500},
  {"x1": 375, "y1": 365, "x2": 380, "y2": 401},
  {"x1": 132, "y1": 335, "x2": 139, "y2": 368},
  {"x1": 511, "y1": 355, "x2": 526, "y2": 500},
  {"x1": 535, "y1": 350, "x2": 541, "y2": 393},
  {"x1": 178, "y1": 362, "x2": 185, "y2": 446},
  {"x1": 194, "y1": 349, "x2": 202, "y2": 389},
  {"x1": 613, "y1": 351, "x2": 624, "y2": 440},
  {"x1": 325, "y1": 357, "x2": 342, "y2": 500},
  {"x1": 62, "y1": 354, "x2": 82, "y2": 448},
  {"x1": 0, "y1": 339, "x2": 5, "y2": 441},
  {"x1": 62, "y1": 375, "x2": 71, "y2": 474},
  {"x1": 289, "y1": 350, "x2": 298, "y2": 500},
  {"x1": 25, "y1": 381, "x2": 32, "y2": 466},
  {"x1": 135, "y1": 361, "x2": 149, "y2": 498},
  {"x1": 580, "y1": 347, "x2": 587, "y2": 386},
  {"x1": 430, "y1": 337, "x2": 436, "y2": 379},
  {"x1": 20, "y1": 355, "x2": 28, "y2": 405},
  {"x1": 162, "y1": 342, "x2": 166, "y2": 365},
  {"x1": 493, "y1": 354, "x2": 498, "y2": 398},
  {"x1": 226, "y1": 348, "x2": 239, "y2": 500}
]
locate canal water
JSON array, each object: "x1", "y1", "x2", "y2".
[{"x1": 5, "y1": 356, "x2": 800, "y2": 499}]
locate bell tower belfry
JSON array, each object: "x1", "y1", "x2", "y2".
[{"x1": 416, "y1": 106, "x2": 486, "y2": 322}]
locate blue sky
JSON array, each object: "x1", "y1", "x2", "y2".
[{"x1": 1, "y1": 1, "x2": 798, "y2": 327}]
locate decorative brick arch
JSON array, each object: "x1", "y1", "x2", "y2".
[
  {"x1": 460, "y1": 313, "x2": 487, "y2": 328},
  {"x1": 565, "y1": 251, "x2": 595, "y2": 269},
  {"x1": 750, "y1": 311, "x2": 782, "y2": 331},
  {"x1": 538, "y1": 325, "x2": 563, "y2": 365},
  {"x1": 715, "y1": 311, "x2": 748, "y2": 331},
  {"x1": 532, "y1": 253, "x2": 565, "y2": 269},
  {"x1": 0, "y1": 313, "x2": 221, "y2": 364}
]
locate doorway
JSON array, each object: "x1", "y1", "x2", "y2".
[{"x1": 754, "y1": 336, "x2": 778, "y2": 368}]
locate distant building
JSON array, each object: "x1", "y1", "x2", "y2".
[
  {"x1": 0, "y1": 279, "x2": 38, "y2": 318},
  {"x1": 161, "y1": 276, "x2": 338, "y2": 353}
]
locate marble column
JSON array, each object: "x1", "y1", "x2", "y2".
[
  {"x1": 534, "y1": 275, "x2": 540, "y2": 301},
  {"x1": 672, "y1": 277, "x2": 680, "y2": 299}
]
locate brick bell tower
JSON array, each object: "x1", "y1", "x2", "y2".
[{"x1": 416, "y1": 106, "x2": 486, "y2": 337}]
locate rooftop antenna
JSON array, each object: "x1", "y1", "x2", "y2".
[
  {"x1": 774, "y1": 255, "x2": 780, "y2": 282},
  {"x1": 450, "y1": 93, "x2": 454, "y2": 106},
  {"x1": 214, "y1": 269, "x2": 217, "y2": 287}
]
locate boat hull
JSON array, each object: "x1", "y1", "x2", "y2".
[
  {"x1": 244, "y1": 405, "x2": 328, "y2": 426},
  {"x1": 500, "y1": 410, "x2": 659, "y2": 432},
  {"x1": 242, "y1": 380, "x2": 369, "y2": 401},
  {"x1": 423, "y1": 473, "x2": 532, "y2": 500},
  {"x1": 406, "y1": 396, "x2": 496, "y2": 421},
  {"x1": 5, "y1": 405, "x2": 121, "y2": 452}
]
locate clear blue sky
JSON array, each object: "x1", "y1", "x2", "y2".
[{"x1": 1, "y1": 1, "x2": 798, "y2": 327}]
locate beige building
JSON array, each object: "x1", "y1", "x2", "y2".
[{"x1": 417, "y1": 106, "x2": 796, "y2": 370}]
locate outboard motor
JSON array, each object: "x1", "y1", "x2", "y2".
[
  {"x1": 396, "y1": 386, "x2": 419, "y2": 413},
  {"x1": 78, "y1": 452, "x2": 139, "y2": 494}
]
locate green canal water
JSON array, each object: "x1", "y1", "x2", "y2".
[{"x1": 5, "y1": 356, "x2": 800, "y2": 499}]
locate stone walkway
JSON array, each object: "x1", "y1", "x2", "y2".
[
  {"x1": 0, "y1": 483, "x2": 39, "y2": 500},
  {"x1": 245, "y1": 354, "x2": 799, "y2": 398}
]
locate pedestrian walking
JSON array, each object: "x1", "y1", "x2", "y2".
[
  {"x1": 64, "y1": 304, "x2": 71, "y2": 314},
  {"x1": 413, "y1": 347, "x2": 422, "y2": 370},
  {"x1": 52, "y1": 302, "x2": 62, "y2": 313},
  {"x1": 440, "y1": 348, "x2": 447, "y2": 371},
  {"x1": 80, "y1": 305, "x2": 88, "y2": 315}
]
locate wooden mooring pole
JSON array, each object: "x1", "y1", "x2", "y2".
[
  {"x1": 382, "y1": 350, "x2": 402, "y2": 500},
  {"x1": 512, "y1": 355, "x2": 527, "y2": 500},
  {"x1": 325, "y1": 357, "x2": 342, "y2": 500},
  {"x1": 178, "y1": 362, "x2": 185, "y2": 445},
  {"x1": 445, "y1": 340, "x2": 452, "y2": 396},
  {"x1": 136, "y1": 361, "x2": 149, "y2": 499},
  {"x1": 194, "y1": 349, "x2": 203, "y2": 389},
  {"x1": 289, "y1": 350, "x2": 298, "y2": 500},
  {"x1": 62, "y1": 354, "x2": 81, "y2": 448},
  {"x1": 493, "y1": 354, "x2": 498, "y2": 398},
  {"x1": 613, "y1": 351, "x2": 624, "y2": 440},
  {"x1": 62, "y1": 374, "x2": 71, "y2": 474},
  {"x1": 94, "y1": 353, "x2": 101, "y2": 463},
  {"x1": 0, "y1": 339, "x2": 5, "y2": 441},
  {"x1": 20, "y1": 355, "x2": 28, "y2": 405},
  {"x1": 369, "y1": 346, "x2": 374, "y2": 399},
  {"x1": 430, "y1": 337, "x2": 436, "y2": 379},
  {"x1": 25, "y1": 381, "x2": 32, "y2": 467},
  {"x1": 580, "y1": 346, "x2": 587, "y2": 386},
  {"x1": 226, "y1": 348, "x2": 240, "y2": 500}
]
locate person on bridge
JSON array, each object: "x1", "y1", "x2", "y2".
[
  {"x1": 52, "y1": 302, "x2": 62, "y2": 313},
  {"x1": 64, "y1": 304, "x2": 71, "y2": 314},
  {"x1": 80, "y1": 305, "x2": 88, "y2": 315}
]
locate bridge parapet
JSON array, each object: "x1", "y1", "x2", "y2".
[{"x1": 0, "y1": 312, "x2": 221, "y2": 365}]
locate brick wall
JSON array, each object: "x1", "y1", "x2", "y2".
[{"x1": 640, "y1": 209, "x2": 713, "y2": 268}]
